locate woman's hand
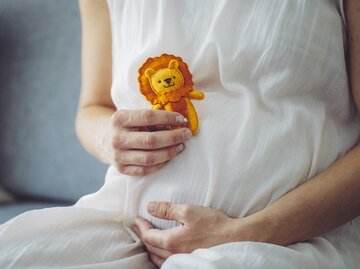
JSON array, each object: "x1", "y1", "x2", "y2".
[
  {"x1": 132, "y1": 202, "x2": 240, "y2": 267},
  {"x1": 97, "y1": 109, "x2": 192, "y2": 176}
]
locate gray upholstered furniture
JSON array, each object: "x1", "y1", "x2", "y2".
[{"x1": 0, "y1": 0, "x2": 107, "y2": 224}]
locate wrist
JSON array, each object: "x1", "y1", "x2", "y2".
[
  {"x1": 76, "y1": 105, "x2": 116, "y2": 164},
  {"x1": 94, "y1": 116, "x2": 115, "y2": 164},
  {"x1": 228, "y1": 211, "x2": 280, "y2": 244}
]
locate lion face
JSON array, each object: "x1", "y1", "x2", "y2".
[
  {"x1": 138, "y1": 54, "x2": 194, "y2": 105},
  {"x1": 145, "y1": 60, "x2": 184, "y2": 95}
]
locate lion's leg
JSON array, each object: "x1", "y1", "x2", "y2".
[
  {"x1": 152, "y1": 104, "x2": 164, "y2": 110},
  {"x1": 164, "y1": 103, "x2": 175, "y2": 112},
  {"x1": 184, "y1": 98, "x2": 199, "y2": 134}
]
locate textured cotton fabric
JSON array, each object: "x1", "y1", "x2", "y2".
[{"x1": 1, "y1": 0, "x2": 360, "y2": 268}]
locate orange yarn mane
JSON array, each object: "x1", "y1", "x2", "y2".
[{"x1": 138, "y1": 54, "x2": 194, "y2": 105}]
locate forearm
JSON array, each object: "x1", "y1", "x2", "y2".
[
  {"x1": 346, "y1": 0, "x2": 360, "y2": 111},
  {"x1": 77, "y1": 0, "x2": 114, "y2": 164},
  {"x1": 233, "y1": 143, "x2": 360, "y2": 246},
  {"x1": 75, "y1": 105, "x2": 115, "y2": 164}
]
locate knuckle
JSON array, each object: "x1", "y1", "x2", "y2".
[
  {"x1": 142, "y1": 154, "x2": 155, "y2": 166},
  {"x1": 114, "y1": 151, "x2": 123, "y2": 163},
  {"x1": 111, "y1": 134, "x2": 124, "y2": 148},
  {"x1": 113, "y1": 110, "x2": 128, "y2": 126},
  {"x1": 172, "y1": 132, "x2": 184, "y2": 144},
  {"x1": 136, "y1": 167, "x2": 146, "y2": 176},
  {"x1": 163, "y1": 238, "x2": 176, "y2": 252},
  {"x1": 181, "y1": 206, "x2": 193, "y2": 220},
  {"x1": 143, "y1": 134, "x2": 158, "y2": 149},
  {"x1": 113, "y1": 132, "x2": 129, "y2": 148},
  {"x1": 116, "y1": 164, "x2": 126, "y2": 174},
  {"x1": 142, "y1": 110, "x2": 156, "y2": 123},
  {"x1": 158, "y1": 202, "x2": 172, "y2": 219}
]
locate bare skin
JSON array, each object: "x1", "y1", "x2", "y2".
[
  {"x1": 78, "y1": 0, "x2": 360, "y2": 268},
  {"x1": 77, "y1": 0, "x2": 191, "y2": 177}
]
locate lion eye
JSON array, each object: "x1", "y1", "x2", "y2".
[
  {"x1": 173, "y1": 76, "x2": 176, "y2": 79},
  {"x1": 158, "y1": 80, "x2": 161, "y2": 83}
]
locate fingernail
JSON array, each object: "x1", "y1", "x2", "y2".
[
  {"x1": 176, "y1": 144, "x2": 184, "y2": 153},
  {"x1": 147, "y1": 201, "x2": 157, "y2": 214},
  {"x1": 183, "y1": 129, "x2": 192, "y2": 140},
  {"x1": 176, "y1": 115, "x2": 185, "y2": 123}
]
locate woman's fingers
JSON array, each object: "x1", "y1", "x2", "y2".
[
  {"x1": 109, "y1": 109, "x2": 192, "y2": 176},
  {"x1": 115, "y1": 144, "x2": 184, "y2": 166},
  {"x1": 145, "y1": 243, "x2": 173, "y2": 259},
  {"x1": 113, "y1": 109, "x2": 186, "y2": 128},
  {"x1": 147, "y1": 202, "x2": 191, "y2": 223},
  {"x1": 116, "y1": 163, "x2": 166, "y2": 177},
  {"x1": 133, "y1": 221, "x2": 174, "y2": 260},
  {"x1": 133, "y1": 223, "x2": 170, "y2": 267},
  {"x1": 119, "y1": 128, "x2": 191, "y2": 150},
  {"x1": 133, "y1": 225, "x2": 173, "y2": 259},
  {"x1": 148, "y1": 252, "x2": 165, "y2": 268}
]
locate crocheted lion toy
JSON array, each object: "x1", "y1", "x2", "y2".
[{"x1": 138, "y1": 54, "x2": 205, "y2": 134}]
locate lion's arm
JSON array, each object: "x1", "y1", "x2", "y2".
[{"x1": 189, "y1": 90, "x2": 205, "y2": 100}]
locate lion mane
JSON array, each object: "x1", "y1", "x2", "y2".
[{"x1": 138, "y1": 54, "x2": 194, "y2": 105}]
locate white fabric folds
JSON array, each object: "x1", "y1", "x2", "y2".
[{"x1": 1, "y1": 0, "x2": 360, "y2": 268}]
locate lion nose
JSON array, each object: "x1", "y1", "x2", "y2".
[{"x1": 164, "y1": 78, "x2": 172, "y2": 85}]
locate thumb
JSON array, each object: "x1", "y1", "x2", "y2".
[{"x1": 147, "y1": 201, "x2": 185, "y2": 222}]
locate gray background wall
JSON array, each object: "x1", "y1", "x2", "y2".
[{"x1": 0, "y1": 0, "x2": 107, "y2": 206}]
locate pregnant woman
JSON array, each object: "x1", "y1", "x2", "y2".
[{"x1": 0, "y1": 0, "x2": 360, "y2": 268}]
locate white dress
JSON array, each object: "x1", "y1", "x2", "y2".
[{"x1": 1, "y1": 0, "x2": 360, "y2": 268}]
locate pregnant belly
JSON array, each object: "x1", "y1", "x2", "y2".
[{"x1": 117, "y1": 93, "x2": 358, "y2": 230}]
